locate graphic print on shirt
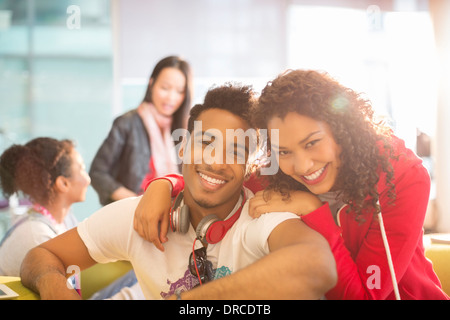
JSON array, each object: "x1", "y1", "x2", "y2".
[
  {"x1": 214, "y1": 265, "x2": 232, "y2": 279},
  {"x1": 160, "y1": 261, "x2": 233, "y2": 298},
  {"x1": 160, "y1": 269, "x2": 199, "y2": 299}
]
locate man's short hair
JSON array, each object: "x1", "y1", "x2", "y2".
[{"x1": 187, "y1": 83, "x2": 256, "y2": 133}]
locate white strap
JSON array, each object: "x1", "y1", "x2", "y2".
[{"x1": 377, "y1": 209, "x2": 401, "y2": 300}]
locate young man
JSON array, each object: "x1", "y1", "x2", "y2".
[{"x1": 20, "y1": 83, "x2": 336, "y2": 300}]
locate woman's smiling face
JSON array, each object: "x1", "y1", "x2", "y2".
[{"x1": 268, "y1": 111, "x2": 342, "y2": 195}]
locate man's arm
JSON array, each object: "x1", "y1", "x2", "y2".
[
  {"x1": 20, "y1": 227, "x2": 97, "y2": 300},
  {"x1": 178, "y1": 219, "x2": 337, "y2": 299}
]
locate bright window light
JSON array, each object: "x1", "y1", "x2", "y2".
[{"x1": 288, "y1": 5, "x2": 437, "y2": 150}]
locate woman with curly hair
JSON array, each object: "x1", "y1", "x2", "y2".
[
  {"x1": 0, "y1": 137, "x2": 144, "y2": 299},
  {"x1": 0, "y1": 137, "x2": 90, "y2": 276},
  {"x1": 248, "y1": 69, "x2": 448, "y2": 300}
]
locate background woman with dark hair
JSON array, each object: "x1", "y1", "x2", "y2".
[
  {"x1": 89, "y1": 56, "x2": 193, "y2": 205},
  {"x1": 0, "y1": 137, "x2": 90, "y2": 276}
]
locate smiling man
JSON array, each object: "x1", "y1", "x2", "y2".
[{"x1": 20, "y1": 83, "x2": 336, "y2": 300}]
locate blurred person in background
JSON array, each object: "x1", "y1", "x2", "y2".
[
  {"x1": 0, "y1": 137, "x2": 143, "y2": 299},
  {"x1": 89, "y1": 56, "x2": 193, "y2": 206},
  {"x1": 0, "y1": 137, "x2": 88, "y2": 277}
]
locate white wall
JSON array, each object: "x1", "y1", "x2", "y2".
[
  {"x1": 112, "y1": 0, "x2": 288, "y2": 111},
  {"x1": 430, "y1": 0, "x2": 450, "y2": 232}
]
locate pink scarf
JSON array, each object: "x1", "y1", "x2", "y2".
[{"x1": 137, "y1": 102, "x2": 179, "y2": 190}]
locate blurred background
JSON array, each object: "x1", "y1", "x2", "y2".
[{"x1": 0, "y1": 0, "x2": 449, "y2": 237}]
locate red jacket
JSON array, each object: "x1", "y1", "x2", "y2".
[
  {"x1": 151, "y1": 136, "x2": 448, "y2": 299},
  {"x1": 301, "y1": 136, "x2": 448, "y2": 299}
]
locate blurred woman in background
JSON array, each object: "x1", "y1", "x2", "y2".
[{"x1": 89, "y1": 56, "x2": 193, "y2": 205}]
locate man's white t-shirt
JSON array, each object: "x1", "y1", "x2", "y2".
[{"x1": 77, "y1": 188, "x2": 299, "y2": 299}]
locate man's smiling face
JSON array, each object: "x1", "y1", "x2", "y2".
[{"x1": 181, "y1": 108, "x2": 250, "y2": 217}]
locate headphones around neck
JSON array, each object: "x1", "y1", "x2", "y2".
[{"x1": 169, "y1": 190, "x2": 246, "y2": 244}]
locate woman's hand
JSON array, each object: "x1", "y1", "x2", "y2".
[
  {"x1": 249, "y1": 189, "x2": 323, "y2": 218},
  {"x1": 133, "y1": 179, "x2": 173, "y2": 251}
]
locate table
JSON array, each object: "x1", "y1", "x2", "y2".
[
  {"x1": 0, "y1": 276, "x2": 40, "y2": 300},
  {"x1": 0, "y1": 261, "x2": 132, "y2": 300},
  {"x1": 424, "y1": 233, "x2": 450, "y2": 296}
]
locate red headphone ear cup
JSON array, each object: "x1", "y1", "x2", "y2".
[
  {"x1": 205, "y1": 220, "x2": 228, "y2": 244},
  {"x1": 205, "y1": 206, "x2": 245, "y2": 244},
  {"x1": 194, "y1": 191, "x2": 247, "y2": 244},
  {"x1": 195, "y1": 215, "x2": 220, "y2": 243}
]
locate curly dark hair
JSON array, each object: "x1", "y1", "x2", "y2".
[
  {"x1": 0, "y1": 137, "x2": 75, "y2": 205},
  {"x1": 252, "y1": 69, "x2": 396, "y2": 218}
]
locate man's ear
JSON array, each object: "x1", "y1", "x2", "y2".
[
  {"x1": 54, "y1": 176, "x2": 70, "y2": 193},
  {"x1": 178, "y1": 136, "x2": 187, "y2": 159}
]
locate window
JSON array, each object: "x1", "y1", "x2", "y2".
[
  {"x1": 0, "y1": 0, "x2": 113, "y2": 228},
  {"x1": 287, "y1": 4, "x2": 437, "y2": 151}
]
